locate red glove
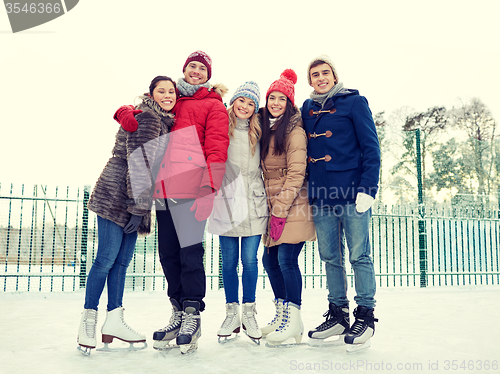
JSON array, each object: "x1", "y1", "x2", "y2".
[
  {"x1": 190, "y1": 187, "x2": 216, "y2": 221},
  {"x1": 269, "y1": 215, "x2": 286, "y2": 241},
  {"x1": 113, "y1": 105, "x2": 142, "y2": 132}
]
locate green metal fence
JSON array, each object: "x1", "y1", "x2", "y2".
[{"x1": 1, "y1": 182, "x2": 499, "y2": 293}]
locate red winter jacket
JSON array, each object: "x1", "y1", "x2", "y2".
[{"x1": 153, "y1": 84, "x2": 229, "y2": 199}]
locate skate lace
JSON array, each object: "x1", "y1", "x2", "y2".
[
  {"x1": 120, "y1": 314, "x2": 142, "y2": 336},
  {"x1": 350, "y1": 309, "x2": 378, "y2": 336},
  {"x1": 83, "y1": 310, "x2": 97, "y2": 338},
  {"x1": 350, "y1": 319, "x2": 366, "y2": 335},
  {"x1": 179, "y1": 312, "x2": 199, "y2": 335},
  {"x1": 276, "y1": 306, "x2": 290, "y2": 331},
  {"x1": 242, "y1": 308, "x2": 259, "y2": 330},
  {"x1": 267, "y1": 302, "x2": 282, "y2": 326},
  {"x1": 157, "y1": 309, "x2": 182, "y2": 333},
  {"x1": 221, "y1": 312, "x2": 238, "y2": 330}
]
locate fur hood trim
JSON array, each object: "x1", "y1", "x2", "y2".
[
  {"x1": 286, "y1": 106, "x2": 303, "y2": 134},
  {"x1": 211, "y1": 83, "x2": 228, "y2": 98}
]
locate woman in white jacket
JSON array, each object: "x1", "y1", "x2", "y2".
[{"x1": 207, "y1": 82, "x2": 268, "y2": 344}]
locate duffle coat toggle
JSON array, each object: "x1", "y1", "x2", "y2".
[
  {"x1": 309, "y1": 108, "x2": 337, "y2": 116},
  {"x1": 308, "y1": 155, "x2": 332, "y2": 163},
  {"x1": 308, "y1": 130, "x2": 332, "y2": 139}
]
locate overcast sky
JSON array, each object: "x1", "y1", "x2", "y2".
[{"x1": 1, "y1": 0, "x2": 499, "y2": 188}]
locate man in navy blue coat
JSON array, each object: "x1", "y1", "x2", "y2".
[{"x1": 302, "y1": 55, "x2": 380, "y2": 351}]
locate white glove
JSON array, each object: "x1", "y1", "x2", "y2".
[{"x1": 355, "y1": 192, "x2": 375, "y2": 213}]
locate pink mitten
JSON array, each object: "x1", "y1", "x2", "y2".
[
  {"x1": 113, "y1": 105, "x2": 142, "y2": 132},
  {"x1": 269, "y1": 215, "x2": 286, "y2": 241},
  {"x1": 190, "y1": 188, "x2": 216, "y2": 221}
]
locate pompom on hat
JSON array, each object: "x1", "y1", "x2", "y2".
[
  {"x1": 183, "y1": 50, "x2": 213, "y2": 80},
  {"x1": 229, "y1": 81, "x2": 260, "y2": 113},
  {"x1": 266, "y1": 69, "x2": 297, "y2": 106},
  {"x1": 307, "y1": 55, "x2": 338, "y2": 85}
]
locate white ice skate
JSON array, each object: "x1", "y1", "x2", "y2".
[
  {"x1": 344, "y1": 306, "x2": 378, "y2": 354},
  {"x1": 241, "y1": 302, "x2": 262, "y2": 345},
  {"x1": 77, "y1": 308, "x2": 98, "y2": 356},
  {"x1": 265, "y1": 302, "x2": 304, "y2": 348},
  {"x1": 261, "y1": 298, "x2": 284, "y2": 337},
  {"x1": 153, "y1": 299, "x2": 182, "y2": 351},
  {"x1": 307, "y1": 303, "x2": 349, "y2": 347},
  {"x1": 96, "y1": 307, "x2": 147, "y2": 352},
  {"x1": 217, "y1": 302, "x2": 240, "y2": 344},
  {"x1": 177, "y1": 301, "x2": 201, "y2": 354}
]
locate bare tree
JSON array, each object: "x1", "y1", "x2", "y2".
[{"x1": 451, "y1": 98, "x2": 496, "y2": 197}]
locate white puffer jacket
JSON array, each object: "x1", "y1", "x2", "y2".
[{"x1": 207, "y1": 118, "x2": 268, "y2": 237}]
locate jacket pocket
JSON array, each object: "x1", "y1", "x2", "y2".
[{"x1": 252, "y1": 189, "x2": 268, "y2": 217}]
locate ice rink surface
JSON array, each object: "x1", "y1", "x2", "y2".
[{"x1": 1, "y1": 286, "x2": 499, "y2": 374}]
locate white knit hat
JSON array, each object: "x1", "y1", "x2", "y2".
[
  {"x1": 230, "y1": 81, "x2": 260, "y2": 113},
  {"x1": 307, "y1": 55, "x2": 338, "y2": 85}
]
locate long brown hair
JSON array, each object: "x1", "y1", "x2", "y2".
[
  {"x1": 260, "y1": 99, "x2": 296, "y2": 160},
  {"x1": 227, "y1": 104, "x2": 262, "y2": 157}
]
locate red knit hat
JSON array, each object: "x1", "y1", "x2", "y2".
[
  {"x1": 266, "y1": 69, "x2": 297, "y2": 106},
  {"x1": 182, "y1": 50, "x2": 212, "y2": 80}
]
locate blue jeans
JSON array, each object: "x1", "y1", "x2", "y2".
[
  {"x1": 84, "y1": 216, "x2": 138, "y2": 311},
  {"x1": 262, "y1": 242, "x2": 304, "y2": 306},
  {"x1": 312, "y1": 202, "x2": 376, "y2": 309},
  {"x1": 219, "y1": 235, "x2": 261, "y2": 304}
]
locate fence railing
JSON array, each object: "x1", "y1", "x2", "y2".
[{"x1": 1, "y1": 183, "x2": 499, "y2": 292}]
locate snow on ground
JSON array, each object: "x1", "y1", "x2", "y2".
[{"x1": 1, "y1": 286, "x2": 499, "y2": 374}]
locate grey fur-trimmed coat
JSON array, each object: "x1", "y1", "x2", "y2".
[{"x1": 88, "y1": 96, "x2": 174, "y2": 235}]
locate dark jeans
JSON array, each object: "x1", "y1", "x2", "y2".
[
  {"x1": 262, "y1": 242, "x2": 304, "y2": 306},
  {"x1": 156, "y1": 199, "x2": 207, "y2": 311}
]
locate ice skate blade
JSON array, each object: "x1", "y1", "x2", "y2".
[
  {"x1": 77, "y1": 345, "x2": 93, "y2": 356},
  {"x1": 96, "y1": 341, "x2": 148, "y2": 352},
  {"x1": 346, "y1": 339, "x2": 371, "y2": 354},
  {"x1": 265, "y1": 336, "x2": 305, "y2": 348},
  {"x1": 179, "y1": 342, "x2": 198, "y2": 354},
  {"x1": 307, "y1": 335, "x2": 346, "y2": 347},
  {"x1": 153, "y1": 341, "x2": 179, "y2": 351},
  {"x1": 218, "y1": 334, "x2": 239, "y2": 344},
  {"x1": 265, "y1": 341, "x2": 306, "y2": 348},
  {"x1": 242, "y1": 330, "x2": 261, "y2": 345}
]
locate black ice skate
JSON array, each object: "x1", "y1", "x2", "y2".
[
  {"x1": 176, "y1": 300, "x2": 201, "y2": 354},
  {"x1": 153, "y1": 299, "x2": 183, "y2": 351},
  {"x1": 307, "y1": 303, "x2": 349, "y2": 347},
  {"x1": 344, "y1": 306, "x2": 378, "y2": 353}
]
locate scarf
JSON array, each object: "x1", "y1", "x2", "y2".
[
  {"x1": 235, "y1": 117, "x2": 249, "y2": 130},
  {"x1": 137, "y1": 95, "x2": 174, "y2": 119},
  {"x1": 310, "y1": 82, "x2": 344, "y2": 109},
  {"x1": 177, "y1": 77, "x2": 211, "y2": 97},
  {"x1": 269, "y1": 115, "x2": 282, "y2": 129}
]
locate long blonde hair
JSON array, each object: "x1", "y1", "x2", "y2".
[{"x1": 227, "y1": 104, "x2": 262, "y2": 157}]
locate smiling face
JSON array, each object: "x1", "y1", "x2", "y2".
[
  {"x1": 309, "y1": 63, "x2": 337, "y2": 94},
  {"x1": 267, "y1": 91, "x2": 287, "y2": 118},
  {"x1": 183, "y1": 61, "x2": 209, "y2": 85},
  {"x1": 233, "y1": 97, "x2": 255, "y2": 120},
  {"x1": 152, "y1": 80, "x2": 176, "y2": 112}
]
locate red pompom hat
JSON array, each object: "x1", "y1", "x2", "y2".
[{"x1": 266, "y1": 69, "x2": 297, "y2": 106}]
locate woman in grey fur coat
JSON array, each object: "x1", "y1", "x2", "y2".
[{"x1": 77, "y1": 76, "x2": 176, "y2": 355}]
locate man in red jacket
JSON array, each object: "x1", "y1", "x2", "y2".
[{"x1": 114, "y1": 51, "x2": 229, "y2": 354}]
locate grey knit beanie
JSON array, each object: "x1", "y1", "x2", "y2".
[
  {"x1": 229, "y1": 81, "x2": 260, "y2": 113},
  {"x1": 307, "y1": 55, "x2": 338, "y2": 85}
]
